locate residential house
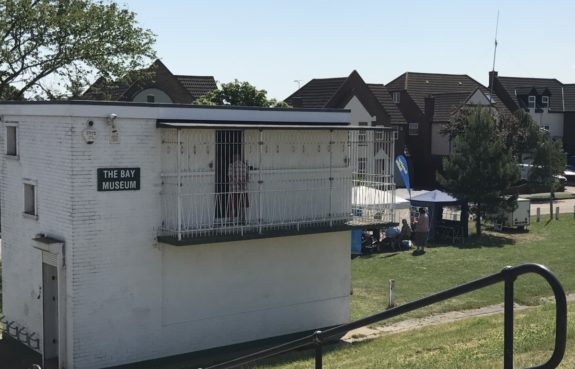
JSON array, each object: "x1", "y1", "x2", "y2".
[
  {"x1": 386, "y1": 72, "x2": 497, "y2": 187},
  {"x1": 284, "y1": 71, "x2": 407, "y2": 184},
  {"x1": 0, "y1": 101, "x2": 396, "y2": 369},
  {"x1": 489, "y1": 71, "x2": 575, "y2": 156},
  {"x1": 81, "y1": 59, "x2": 217, "y2": 104}
]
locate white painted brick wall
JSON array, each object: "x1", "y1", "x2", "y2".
[{"x1": 1, "y1": 104, "x2": 352, "y2": 369}]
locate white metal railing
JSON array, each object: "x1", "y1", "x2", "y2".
[{"x1": 159, "y1": 128, "x2": 396, "y2": 241}]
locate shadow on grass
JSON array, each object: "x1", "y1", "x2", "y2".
[{"x1": 430, "y1": 233, "x2": 516, "y2": 249}]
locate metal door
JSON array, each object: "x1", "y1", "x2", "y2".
[{"x1": 42, "y1": 263, "x2": 59, "y2": 369}]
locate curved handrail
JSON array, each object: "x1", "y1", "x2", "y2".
[{"x1": 202, "y1": 263, "x2": 567, "y2": 369}]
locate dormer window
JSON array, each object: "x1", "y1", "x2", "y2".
[
  {"x1": 542, "y1": 96, "x2": 549, "y2": 109},
  {"x1": 528, "y1": 95, "x2": 536, "y2": 109},
  {"x1": 392, "y1": 92, "x2": 400, "y2": 104},
  {"x1": 147, "y1": 94, "x2": 155, "y2": 103}
]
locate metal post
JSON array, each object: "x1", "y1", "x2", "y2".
[
  {"x1": 315, "y1": 344, "x2": 323, "y2": 369},
  {"x1": 177, "y1": 129, "x2": 182, "y2": 241},
  {"x1": 313, "y1": 330, "x2": 323, "y2": 369},
  {"x1": 555, "y1": 207, "x2": 559, "y2": 220},
  {"x1": 503, "y1": 271, "x2": 515, "y2": 369},
  {"x1": 388, "y1": 279, "x2": 396, "y2": 308},
  {"x1": 536, "y1": 208, "x2": 540, "y2": 222}
]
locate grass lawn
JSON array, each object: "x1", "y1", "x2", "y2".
[
  {"x1": 351, "y1": 216, "x2": 575, "y2": 321},
  {"x1": 251, "y1": 301, "x2": 575, "y2": 369}
]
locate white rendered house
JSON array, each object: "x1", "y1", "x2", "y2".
[{"x1": 0, "y1": 102, "x2": 396, "y2": 369}]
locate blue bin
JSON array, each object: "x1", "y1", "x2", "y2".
[{"x1": 351, "y1": 229, "x2": 362, "y2": 255}]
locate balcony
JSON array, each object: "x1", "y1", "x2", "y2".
[{"x1": 157, "y1": 125, "x2": 397, "y2": 245}]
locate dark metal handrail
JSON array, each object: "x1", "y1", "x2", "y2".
[{"x1": 202, "y1": 263, "x2": 567, "y2": 369}]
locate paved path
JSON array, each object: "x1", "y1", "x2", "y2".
[
  {"x1": 342, "y1": 293, "x2": 575, "y2": 343},
  {"x1": 529, "y1": 186, "x2": 575, "y2": 217}
]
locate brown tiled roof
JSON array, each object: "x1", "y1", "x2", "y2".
[
  {"x1": 284, "y1": 77, "x2": 347, "y2": 108},
  {"x1": 80, "y1": 60, "x2": 216, "y2": 103},
  {"x1": 564, "y1": 84, "x2": 575, "y2": 111},
  {"x1": 367, "y1": 84, "x2": 407, "y2": 126},
  {"x1": 431, "y1": 92, "x2": 474, "y2": 122},
  {"x1": 175, "y1": 75, "x2": 217, "y2": 99},
  {"x1": 497, "y1": 76, "x2": 565, "y2": 111},
  {"x1": 386, "y1": 72, "x2": 487, "y2": 111},
  {"x1": 81, "y1": 77, "x2": 132, "y2": 101}
]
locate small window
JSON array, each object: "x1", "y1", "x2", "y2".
[
  {"x1": 357, "y1": 158, "x2": 367, "y2": 174},
  {"x1": 24, "y1": 182, "x2": 37, "y2": 217},
  {"x1": 6, "y1": 124, "x2": 17, "y2": 156},
  {"x1": 408, "y1": 122, "x2": 419, "y2": 136},
  {"x1": 146, "y1": 94, "x2": 155, "y2": 103},
  {"x1": 543, "y1": 125, "x2": 550, "y2": 133},
  {"x1": 542, "y1": 96, "x2": 549, "y2": 108},
  {"x1": 392, "y1": 92, "x2": 400, "y2": 104},
  {"x1": 528, "y1": 95, "x2": 536, "y2": 109},
  {"x1": 358, "y1": 122, "x2": 368, "y2": 145}
]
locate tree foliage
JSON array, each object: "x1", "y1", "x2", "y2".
[
  {"x1": 194, "y1": 79, "x2": 290, "y2": 108},
  {"x1": 0, "y1": 0, "x2": 156, "y2": 100},
  {"x1": 438, "y1": 107, "x2": 520, "y2": 235},
  {"x1": 442, "y1": 107, "x2": 541, "y2": 161}
]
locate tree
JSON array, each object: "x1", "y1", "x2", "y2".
[
  {"x1": 194, "y1": 79, "x2": 290, "y2": 107},
  {"x1": 0, "y1": 0, "x2": 156, "y2": 100},
  {"x1": 438, "y1": 107, "x2": 520, "y2": 236},
  {"x1": 443, "y1": 108, "x2": 540, "y2": 161},
  {"x1": 529, "y1": 134, "x2": 566, "y2": 218}
]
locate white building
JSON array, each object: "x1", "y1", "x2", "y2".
[{"x1": 0, "y1": 102, "x2": 396, "y2": 369}]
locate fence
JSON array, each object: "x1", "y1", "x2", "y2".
[{"x1": 159, "y1": 127, "x2": 397, "y2": 241}]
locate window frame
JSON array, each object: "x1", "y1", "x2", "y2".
[
  {"x1": 528, "y1": 95, "x2": 536, "y2": 109},
  {"x1": 392, "y1": 92, "x2": 400, "y2": 104},
  {"x1": 23, "y1": 179, "x2": 38, "y2": 219},
  {"x1": 408, "y1": 122, "x2": 419, "y2": 136},
  {"x1": 541, "y1": 96, "x2": 549, "y2": 109},
  {"x1": 5, "y1": 122, "x2": 19, "y2": 158},
  {"x1": 357, "y1": 157, "x2": 367, "y2": 174}
]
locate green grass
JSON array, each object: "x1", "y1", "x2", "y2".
[
  {"x1": 251, "y1": 301, "x2": 575, "y2": 369},
  {"x1": 350, "y1": 216, "x2": 575, "y2": 321}
]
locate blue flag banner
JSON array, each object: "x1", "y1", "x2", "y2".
[{"x1": 395, "y1": 155, "x2": 411, "y2": 196}]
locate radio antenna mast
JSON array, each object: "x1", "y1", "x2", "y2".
[{"x1": 489, "y1": 10, "x2": 500, "y2": 105}]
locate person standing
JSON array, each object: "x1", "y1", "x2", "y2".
[
  {"x1": 227, "y1": 153, "x2": 250, "y2": 223},
  {"x1": 414, "y1": 208, "x2": 429, "y2": 253}
]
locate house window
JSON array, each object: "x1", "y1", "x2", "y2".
[
  {"x1": 24, "y1": 182, "x2": 37, "y2": 218},
  {"x1": 528, "y1": 95, "x2": 536, "y2": 109},
  {"x1": 542, "y1": 96, "x2": 549, "y2": 108},
  {"x1": 543, "y1": 125, "x2": 550, "y2": 133},
  {"x1": 6, "y1": 124, "x2": 17, "y2": 156},
  {"x1": 408, "y1": 122, "x2": 419, "y2": 136},
  {"x1": 392, "y1": 92, "x2": 400, "y2": 104},
  {"x1": 358, "y1": 158, "x2": 367, "y2": 174},
  {"x1": 358, "y1": 122, "x2": 368, "y2": 145},
  {"x1": 147, "y1": 94, "x2": 155, "y2": 103}
]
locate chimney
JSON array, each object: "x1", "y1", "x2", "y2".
[
  {"x1": 424, "y1": 95, "x2": 435, "y2": 118},
  {"x1": 488, "y1": 70, "x2": 498, "y2": 89}
]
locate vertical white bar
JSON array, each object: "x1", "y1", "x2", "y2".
[
  {"x1": 258, "y1": 129, "x2": 263, "y2": 234},
  {"x1": 329, "y1": 130, "x2": 334, "y2": 227},
  {"x1": 177, "y1": 128, "x2": 182, "y2": 241}
]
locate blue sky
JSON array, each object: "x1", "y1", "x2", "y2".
[{"x1": 121, "y1": 0, "x2": 575, "y2": 100}]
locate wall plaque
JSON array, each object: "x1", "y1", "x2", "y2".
[{"x1": 97, "y1": 168, "x2": 140, "y2": 191}]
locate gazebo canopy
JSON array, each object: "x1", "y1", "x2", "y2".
[
  {"x1": 410, "y1": 190, "x2": 468, "y2": 242},
  {"x1": 410, "y1": 190, "x2": 461, "y2": 204}
]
